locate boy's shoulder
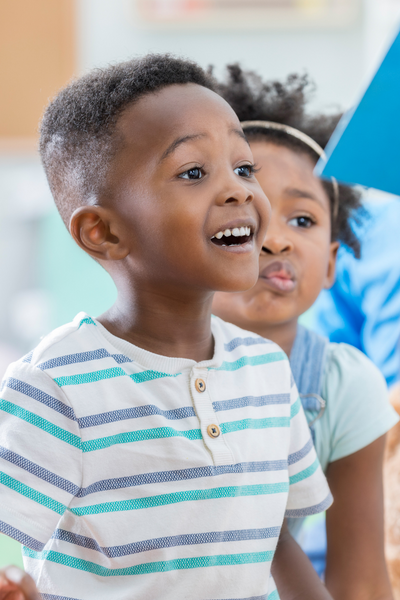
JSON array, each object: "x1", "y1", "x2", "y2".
[
  {"x1": 211, "y1": 314, "x2": 286, "y2": 357},
  {"x1": 15, "y1": 313, "x2": 100, "y2": 372},
  {"x1": 7, "y1": 313, "x2": 288, "y2": 382},
  {"x1": 211, "y1": 316, "x2": 290, "y2": 384}
]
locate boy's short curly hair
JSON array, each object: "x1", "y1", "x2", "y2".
[
  {"x1": 40, "y1": 54, "x2": 215, "y2": 226},
  {"x1": 214, "y1": 64, "x2": 362, "y2": 257}
]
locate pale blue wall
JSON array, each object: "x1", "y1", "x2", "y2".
[{"x1": 77, "y1": 0, "x2": 365, "y2": 112}]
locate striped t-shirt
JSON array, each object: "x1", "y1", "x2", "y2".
[{"x1": 0, "y1": 313, "x2": 331, "y2": 600}]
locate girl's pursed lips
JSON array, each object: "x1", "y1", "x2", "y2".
[
  {"x1": 260, "y1": 260, "x2": 296, "y2": 281},
  {"x1": 259, "y1": 260, "x2": 297, "y2": 292}
]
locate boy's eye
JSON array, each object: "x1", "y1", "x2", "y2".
[
  {"x1": 288, "y1": 216, "x2": 314, "y2": 228},
  {"x1": 179, "y1": 168, "x2": 203, "y2": 180},
  {"x1": 234, "y1": 165, "x2": 254, "y2": 178}
]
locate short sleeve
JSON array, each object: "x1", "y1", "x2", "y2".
[
  {"x1": 323, "y1": 343, "x2": 399, "y2": 463},
  {"x1": 0, "y1": 359, "x2": 82, "y2": 550},
  {"x1": 285, "y1": 377, "x2": 332, "y2": 518}
]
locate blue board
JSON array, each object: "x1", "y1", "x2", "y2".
[{"x1": 315, "y1": 28, "x2": 400, "y2": 195}]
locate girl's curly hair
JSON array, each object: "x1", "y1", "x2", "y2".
[{"x1": 213, "y1": 64, "x2": 362, "y2": 257}]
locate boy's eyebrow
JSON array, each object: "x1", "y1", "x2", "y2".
[
  {"x1": 232, "y1": 127, "x2": 249, "y2": 143},
  {"x1": 160, "y1": 134, "x2": 207, "y2": 162},
  {"x1": 160, "y1": 128, "x2": 249, "y2": 163}
]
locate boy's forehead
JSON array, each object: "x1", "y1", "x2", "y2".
[{"x1": 116, "y1": 84, "x2": 241, "y2": 160}]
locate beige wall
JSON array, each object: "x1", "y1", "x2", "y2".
[{"x1": 0, "y1": 0, "x2": 76, "y2": 147}]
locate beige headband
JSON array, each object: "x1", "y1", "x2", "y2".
[{"x1": 241, "y1": 120, "x2": 339, "y2": 222}]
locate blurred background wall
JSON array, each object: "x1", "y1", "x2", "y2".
[
  {"x1": 2, "y1": 0, "x2": 400, "y2": 370},
  {"x1": 1, "y1": 0, "x2": 400, "y2": 567}
]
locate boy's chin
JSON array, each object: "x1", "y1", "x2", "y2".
[{"x1": 216, "y1": 273, "x2": 259, "y2": 294}]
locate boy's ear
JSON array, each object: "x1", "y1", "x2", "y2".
[
  {"x1": 323, "y1": 240, "x2": 340, "y2": 290},
  {"x1": 69, "y1": 206, "x2": 129, "y2": 261}
]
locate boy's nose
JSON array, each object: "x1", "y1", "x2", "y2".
[
  {"x1": 216, "y1": 176, "x2": 254, "y2": 206},
  {"x1": 223, "y1": 192, "x2": 252, "y2": 205}
]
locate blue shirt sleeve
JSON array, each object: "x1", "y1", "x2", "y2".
[{"x1": 311, "y1": 199, "x2": 400, "y2": 387}]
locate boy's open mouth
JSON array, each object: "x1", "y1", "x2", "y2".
[{"x1": 211, "y1": 226, "x2": 253, "y2": 247}]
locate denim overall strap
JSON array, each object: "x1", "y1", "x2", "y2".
[{"x1": 289, "y1": 325, "x2": 329, "y2": 435}]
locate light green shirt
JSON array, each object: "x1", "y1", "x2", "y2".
[{"x1": 289, "y1": 342, "x2": 398, "y2": 539}]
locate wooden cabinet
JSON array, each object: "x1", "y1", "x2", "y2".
[{"x1": 0, "y1": 0, "x2": 76, "y2": 147}]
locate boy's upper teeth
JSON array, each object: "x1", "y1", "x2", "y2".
[{"x1": 212, "y1": 226, "x2": 251, "y2": 239}]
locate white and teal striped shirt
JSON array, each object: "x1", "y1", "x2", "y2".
[{"x1": 0, "y1": 313, "x2": 331, "y2": 600}]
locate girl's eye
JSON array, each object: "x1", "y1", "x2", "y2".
[
  {"x1": 234, "y1": 165, "x2": 254, "y2": 178},
  {"x1": 179, "y1": 168, "x2": 203, "y2": 180},
  {"x1": 288, "y1": 216, "x2": 314, "y2": 228}
]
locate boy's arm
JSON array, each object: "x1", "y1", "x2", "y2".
[
  {"x1": 0, "y1": 360, "x2": 82, "y2": 551},
  {"x1": 271, "y1": 520, "x2": 333, "y2": 600},
  {"x1": 0, "y1": 566, "x2": 40, "y2": 600}
]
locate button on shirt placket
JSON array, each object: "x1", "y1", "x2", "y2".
[{"x1": 190, "y1": 370, "x2": 234, "y2": 466}]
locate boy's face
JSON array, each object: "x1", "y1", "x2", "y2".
[
  {"x1": 212, "y1": 142, "x2": 338, "y2": 330},
  {"x1": 101, "y1": 84, "x2": 270, "y2": 294}
]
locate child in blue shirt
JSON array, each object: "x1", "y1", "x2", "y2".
[
  {"x1": 311, "y1": 195, "x2": 400, "y2": 389},
  {"x1": 212, "y1": 65, "x2": 398, "y2": 600}
]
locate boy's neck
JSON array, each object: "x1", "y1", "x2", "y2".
[
  {"x1": 97, "y1": 283, "x2": 215, "y2": 363},
  {"x1": 253, "y1": 319, "x2": 298, "y2": 357}
]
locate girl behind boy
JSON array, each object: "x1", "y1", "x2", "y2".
[{"x1": 213, "y1": 66, "x2": 399, "y2": 600}]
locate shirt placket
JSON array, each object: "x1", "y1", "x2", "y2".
[{"x1": 190, "y1": 368, "x2": 235, "y2": 466}]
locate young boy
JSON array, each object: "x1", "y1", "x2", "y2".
[
  {"x1": 0, "y1": 55, "x2": 332, "y2": 600},
  {"x1": 212, "y1": 65, "x2": 398, "y2": 599}
]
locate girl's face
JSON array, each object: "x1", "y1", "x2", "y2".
[{"x1": 212, "y1": 141, "x2": 339, "y2": 331}]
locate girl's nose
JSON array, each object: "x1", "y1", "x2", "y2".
[{"x1": 261, "y1": 224, "x2": 294, "y2": 255}]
